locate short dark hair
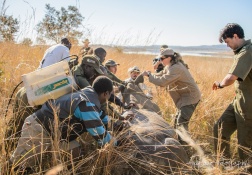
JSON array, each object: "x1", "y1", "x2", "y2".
[
  {"x1": 94, "y1": 47, "x2": 106, "y2": 56},
  {"x1": 219, "y1": 23, "x2": 244, "y2": 43},
  {"x1": 61, "y1": 37, "x2": 72, "y2": 50},
  {"x1": 92, "y1": 76, "x2": 113, "y2": 94}
]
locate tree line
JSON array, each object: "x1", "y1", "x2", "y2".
[{"x1": 0, "y1": 3, "x2": 84, "y2": 45}]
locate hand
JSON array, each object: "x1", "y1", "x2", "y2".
[
  {"x1": 142, "y1": 71, "x2": 150, "y2": 77},
  {"x1": 212, "y1": 81, "x2": 220, "y2": 90},
  {"x1": 118, "y1": 84, "x2": 126, "y2": 92},
  {"x1": 124, "y1": 103, "x2": 136, "y2": 109}
]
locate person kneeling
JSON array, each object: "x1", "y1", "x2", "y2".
[{"x1": 9, "y1": 76, "x2": 116, "y2": 172}]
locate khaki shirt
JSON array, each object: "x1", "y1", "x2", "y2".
[
  {"x1": 229, "y1": 40, "x2": 252, "y2": 117},
  {"x1": 72, "y1": 65, "x2": 91, "y2": 89},
  {"x1": 149, "y1": 62, "x2": 201, "y2": 109}
]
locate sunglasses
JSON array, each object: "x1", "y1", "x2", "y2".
[{"x1": 160, "y1": 55, "x2": 170, "y2": 61}]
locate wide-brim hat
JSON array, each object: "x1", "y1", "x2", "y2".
[{"x1": 82, "y1": 39, "x2": 90, "y2": 44}]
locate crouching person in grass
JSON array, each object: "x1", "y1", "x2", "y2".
[{"x1": 8, "y1": 76, "x2": 115, "y2": 173}]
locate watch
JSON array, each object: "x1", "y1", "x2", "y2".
[{"x1": 218, "y1": 82, "x2": 224, "y2": 88}]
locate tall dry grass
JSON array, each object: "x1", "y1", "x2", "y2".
[{"x1": 0, "y1": 42, "x2": 249, "y2": 174}]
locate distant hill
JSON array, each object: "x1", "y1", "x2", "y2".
[
  {"x1": 122, "y1": 45, "x2": 232, "y2": 57},
  {"x1": 123, "y1": 44, "x2": 231, "y2": 53}
]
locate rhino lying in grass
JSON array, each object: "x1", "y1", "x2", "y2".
[
  {"x1": 110, "y1": 75, "x2": 190, "y2": 174},
  {"x1": 109, "y1": 108, "x2": 190, "y2": 175}
]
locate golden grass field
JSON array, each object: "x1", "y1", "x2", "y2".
[{"x1": 0, "y1": 42, "x2": 249, "y2": 174}]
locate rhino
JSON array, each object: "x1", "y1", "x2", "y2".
[{"x1": 105, "y1": 75, "x2": 190, "y2": 174}]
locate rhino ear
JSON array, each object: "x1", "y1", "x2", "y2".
[{"x1": 134, "y1": 74, "x2": 144, "y2": 85}]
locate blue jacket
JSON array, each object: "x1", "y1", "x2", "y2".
[{"x1": 36, "y1": 86, "x2": 112, "y2": 146}]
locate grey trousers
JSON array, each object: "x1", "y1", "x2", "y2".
[
  {"x1": 174, "y1": 102, "x2": 198, "y2": 147},
  {"x1": 10, "y1": 114, "x2": 80, "y2": 168}
]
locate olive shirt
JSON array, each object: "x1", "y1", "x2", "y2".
[
  {"x1": 106, "y1": 68, "x2": 123, "y2": 85},
  {"x1": 229, "y1": 39, "x2": 252, "y2": 116},
  {"x1": 148, "y1": 62, "x2": 201, "y2": 109},
  {"x1": 72, "y1": 65, "x2": 90, "y2": 89}
]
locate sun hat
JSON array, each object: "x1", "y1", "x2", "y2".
[{"x1": 82, "y1": 39, "x2": 90, "y2": 44}]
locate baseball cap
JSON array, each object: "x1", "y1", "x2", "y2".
[
  {"x1": 105, "y1": 59, "x2": 120, "y2": 67},
  {"x1": 159, "y1": 48, "x2": 174, "y2": 57},
  {"x1": 82, "y1": 55, "x2": 103, "y2": 75},
  {"x1": 128, "y1": 66, "x2": 140, "y2": 74}
]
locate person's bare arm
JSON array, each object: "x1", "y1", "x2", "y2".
[{"x1": 212, "y1": 74, "x2": 238, "y2": 90}]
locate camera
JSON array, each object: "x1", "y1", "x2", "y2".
[{"x1": 153, "y1": 57, "x2": 161, "y2": 64}]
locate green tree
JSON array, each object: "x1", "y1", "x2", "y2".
[
  {"x1": 36, "y1": 4, "x2": 84, "y2": 43},
  {"x1": 0, "y1": 14, "x2": 19, "y2": 42},
  {"x1": 21, "y1": 37, "x2": 33, "y2": 46}
]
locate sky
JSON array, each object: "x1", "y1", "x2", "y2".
[{"x1": 1, "y1": 0, "x2": 252, "y2": 46}]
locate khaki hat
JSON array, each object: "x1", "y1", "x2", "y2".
[
  {"x1": 105, "y1": 59, "x2": 120, "y2": 67},
  {"x1": 82, "y1": 39, "x2": 90, "y2": 44},
  {"x1": 128, "y1": 66, "x2": 140, "y2": 74},
  {"x1": 82, "y1": 55, "x2": 103, "y2": 75},
  {"x1": 159, "y1": 48, "x2": 174, "y2": 57}
]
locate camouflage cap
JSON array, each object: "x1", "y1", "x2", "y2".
[
  {"x1": 105, "y1": 59, "x2": 120, "y2": 67},
  {"x1": 82, "y1": 55, "x2": 103, "y2": 75}
]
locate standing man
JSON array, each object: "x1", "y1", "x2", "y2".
[
  {"x1": 38, "y1": 37, "x2": 72, "y2": 68},
  {"x1": 79, "y1": 39, "x2": 93, "y2": 57},
  {"x1": 213, "y1": 23, "x2": 252, "y2": 161}
]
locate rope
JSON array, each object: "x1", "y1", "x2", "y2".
[{"x1": 4, "y1": 81, "x2": 23, "y2": 118}]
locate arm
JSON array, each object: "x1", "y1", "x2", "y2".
[
  {"x1": 75, "y1": 76, "x2": 90, "y2": 89},
  {"x1": 72, "y1": 66, "x2": 91, "y2": 89},
  {"x1": 212, "y1": 74, "x2": 238, "y2": 90},
  {"x1": 213, "y1": 49, "x2": 252, "y2": 90},
  {"x1": 106, "y1": 69, "x2": 123, "y2": 85},
  {"x1": 74, "y1": 101, "x2": 114, "y2": 146},
  {"x1": 62, "y1": 47, "x2": 70, "y2": 61},
  {"x1": 142, "y1": 67, "x2": 180, "y2": 87},
  {"x1": 109, "y1": 93, "x2": 123, "y2": 107}
]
